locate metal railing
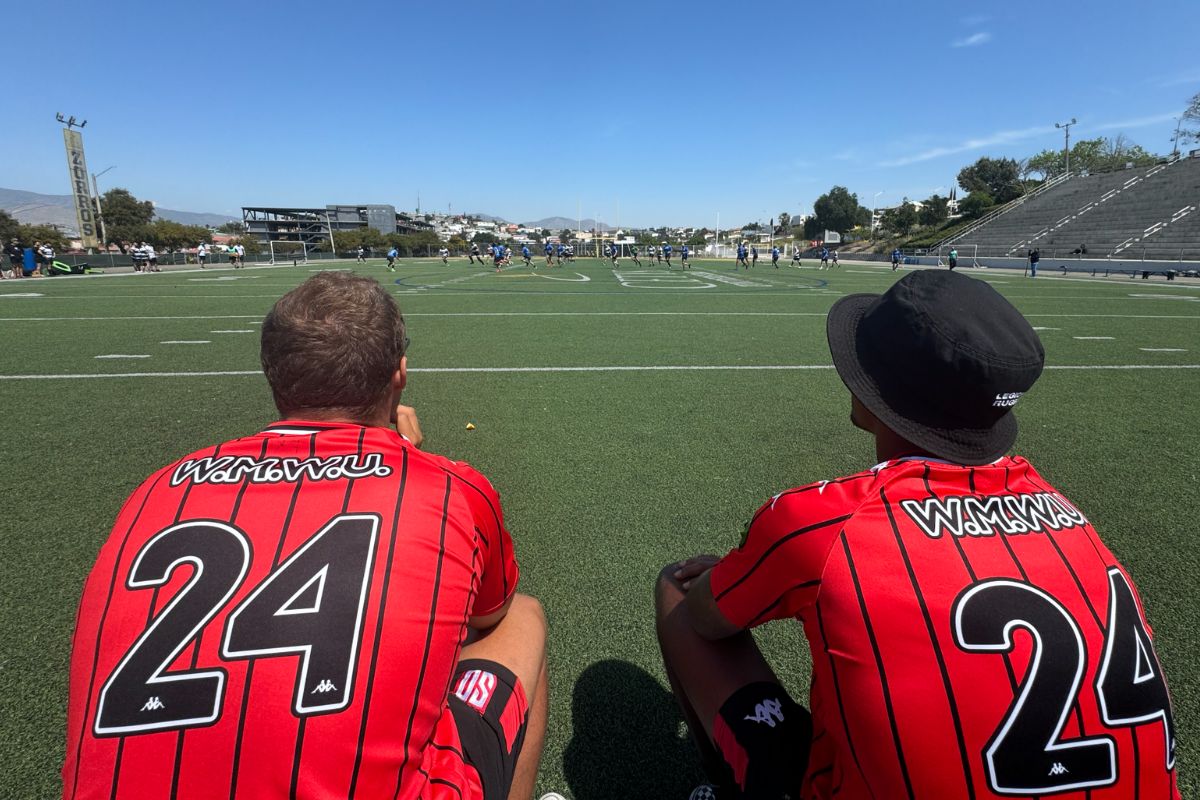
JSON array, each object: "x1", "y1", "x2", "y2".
[{"x1": 932, "y1": 171, "x2": 1073, "y2": 251}]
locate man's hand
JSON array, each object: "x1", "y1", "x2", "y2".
[
  {"x1": 672, "y1": 554, "x2": 721, "y2": 591},
  {"x1": 393, "y1": 404, "x2": 423, "y2": 449}
]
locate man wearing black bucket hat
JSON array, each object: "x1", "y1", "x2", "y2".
[{"x1": 656, "y1": 270, "x2": 1179, "y2": 800}]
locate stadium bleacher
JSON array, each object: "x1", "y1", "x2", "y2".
[{"x1": 946, "y1": 154, "x2": 1200, "y2": 262}]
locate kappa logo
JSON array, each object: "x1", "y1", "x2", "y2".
[
  {"x1": 140, "y1": 696, "x2": 165, "y2": 712},
  {"x1": 744, "y1": 698, "x2": 785, "y2": 728},
  {"x1": 1048, "y1": 762, "x2": 1068, "y2": 776},
  {"x1": 311, "y1": 680, "x2": 338, "y2": 694},
  {"x1": 992, "y1": 392, "x2": 1023, "y2": 408}
]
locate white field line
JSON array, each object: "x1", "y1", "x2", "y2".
[
  {"x1": 94, "y1": 354, "x2": 151, "y2": 359},
  {"x1": 210, "y1": 329, "x2": 254, "y2": 333},
  {"x1": 160, "y1": 340, "x2": 211, "y2": 345},
  {"x1": 1, "y1": 312, "x2": 1198, "y2": 322},
  {"x1": 3, "y1": 364, "x2": 1199, "y2": 381},
  {"x1": 1140, "y1": 348, "x2": 1187, "y2": 352},
  {"x1": 1074, "y1": 336, "x2": 1116, "y2": 340}
]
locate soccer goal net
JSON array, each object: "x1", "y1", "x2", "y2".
[{"x1": 268, "y1": 240, "x2": 309, "y2": 265}]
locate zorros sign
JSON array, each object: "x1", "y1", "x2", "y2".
[{"x1": 62, "y1": 128, "x2": 100, "y2": 250}]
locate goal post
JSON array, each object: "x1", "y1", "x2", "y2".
[
  {"x1": 268, "y1": 240, "x2": 309, "y2": 265},
  {"x1": 936, "y1": 243, "x2": 979, "y2": 267}
]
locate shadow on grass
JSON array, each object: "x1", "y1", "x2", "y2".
[{"x1": 563, "y1": 659, "x2": 703, "y2": 800}]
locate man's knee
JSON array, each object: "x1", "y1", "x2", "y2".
[{"x1": 507, "y1": 593, "x2": 547, "y2": 653}]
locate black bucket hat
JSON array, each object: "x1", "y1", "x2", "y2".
[{"x1": 826, "y1": 270, "x2": 1045, "y2": 465}]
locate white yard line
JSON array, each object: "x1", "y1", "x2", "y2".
[
  {"x1": 3, "y1": 364, "x2": 1198, "y2": 380},
  {"x1": 210, "y1": 329, "x2": 254, "y2": 333},
  {"x1": 1074, "y1": 336, "x2": 1116, "y2": 340},
  {"x1": 94, "y1": 354, "x2": 151, "y2": 359},
  {"x1": 160, "y1": 340, "x2": 212, "y2": 345},
  {"x1": 1140, "y1": 348, "x2": 1187, "y2": 352},
  {"x1": 1, "y1": 312, "x2": 1197, "y2": 322}
]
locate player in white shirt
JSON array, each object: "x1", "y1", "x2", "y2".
[
  {"x1": 197, "y1": 243, "x2": 209, "y2": 268},
  {"x1": 235, "y1": 243, "x2": 246, "y2": 268},
  {"x1": 144, "y1": 242, "x2": 159, "y2": 272},
  {"x1": 439, "y1": 247, "x2": 450, "y2": 264}
]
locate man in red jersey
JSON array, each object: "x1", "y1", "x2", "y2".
[
  {"x1": 64, "y1": 272, "x2": 552, "y2": 800},
  {"x1": 657, "y1": 270, "x2": 1178, "y2": 800}
]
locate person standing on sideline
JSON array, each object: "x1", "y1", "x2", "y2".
[
  {"x1": 37, "y1": 240, "x2": 55, "y2": 276},
  {"x1": 3, "y1": 238, "x2": 23, "y2": 279},
  {"x1": 791, "y1": 246, "x2": 802, "y2": 267},
  {"x1": 197, "y1": 242, "x2": 209, "y2": 268},
  {"x1": 1029, "y1": 247, "x2": 1040, "y2": 277},
  {"x1": 819, "y1": 246, "x2": 829, "y2": 269},
  {"x1": 656, "y1": 270, "x2": 1179, "y2": 800},
  {"x1": 891, "y1": 247, "x2": 902, "y2": 270},
  {"x1": 948, "y1": 246, "x2": 958, "y2": 270},
  {"x1": 356, "y1": 245, "x2": 366, "y2": 263},
  {"x1": 235, "y1": 242, "x2": 246, "y2": 268},
  {"x1": 64, "y1": 272, "x2": 556, "y2": 800}
]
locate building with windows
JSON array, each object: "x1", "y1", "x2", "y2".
[{"x1": 242, "y1": 204, "x2": 433, "y2": 249}]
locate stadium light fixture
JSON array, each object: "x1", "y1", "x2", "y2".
[{"x1": 1054, "y1": 118, "x2": 1077, "y2": 176}]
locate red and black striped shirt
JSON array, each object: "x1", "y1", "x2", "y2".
[
  {"x1": 710, "y1": 456, "x2": 1179, "y2": 800},
  {"x1": 64, "y1": 420, "x2": 518, "y2": 800}
]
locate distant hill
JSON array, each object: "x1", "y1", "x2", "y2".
[
  {"x1": 522, "y1": 217, "x2": 613, "y2": 232},
  {"x1": 0, "y1": 187, "x2": 238, "y2": 233}
]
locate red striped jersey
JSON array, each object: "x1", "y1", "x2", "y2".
[
  {"x1": 709, "y1": 456, "x2": 1179, "y2": 800},
  {"x1": 64, "y1": 420, "x2": 519, "y2": 800}
]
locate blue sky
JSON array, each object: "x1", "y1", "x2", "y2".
[{"x1": 5, "y1": 0, "x2": 1198, "y2": 227}]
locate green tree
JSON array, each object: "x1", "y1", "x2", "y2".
[
  {"x1": 539, "y1": 228, "x2": 552, "y2": 241},
  {"x1": 217, "y1": 221, "x2": 245, "y2": 234},
  {"x1": 1182, "y1": 91, "x2": 1200, "y2": 145},
  {"x1": 146, "y1": 220, "x2": 211, "y2": 253},
  {"x1": 0, "y1": 210, "x2": 21, "y2": 244},
  {"x1": 19, "y1": 224, "x2": 70, "y2": 251},
  {"x1": 957, "y1": 157, "x2": 1023, "y2": 203},
  {"x1": 100, "y1": 188, "x2": 155, "y2": 252},
  {"x1": 919, "y1": 195, "x2": 950, "y2": 227},
  {"x1": 777, "y1": 212, "x2": 791, "y2": 232},
  {"x1": 812, "y1": 186, "x2": 867, "y2": 236},
  {"x1": 881, "y1": 201, "x2": 918, "y2": 236},
  {"x1": 959, "y1": 191, "x2": 995, "y2": 219},
  {"x1": 686, "y1": 230, "x2": 707, "y2": 246},
  {"x1": 558, "y1": 228, "x2": 574, "y2": 242},
  {"x1": 1026, "y1": 149, "x2": 1065, "y2": 180}
]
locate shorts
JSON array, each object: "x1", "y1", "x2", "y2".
[
  {"x1": 493, "y1": 256, "x2": 503, "y2": 265},
  {"x1": 449, "y1": 659, "x2": 529, "y2": 800},
  {"x1": 710, "y1": 682, "x2": 811, "y2": 799}
]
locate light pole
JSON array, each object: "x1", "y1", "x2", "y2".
[
  {"x1": 871, "y1": 191, "x2": 884, "y2": 240},
  {"x1": 1171, "y1": 116, "x2": 1183, "y2": 157},
  {"x1": 91, "y1": 165, "x2": 115, "y2": 250},
  {"x1": 1055, "y1": 117, "x2": 1077, "y2": 176}
]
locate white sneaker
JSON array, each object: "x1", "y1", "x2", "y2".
[
  {"x1": 538, "y1": 794, "x2": 568, "y2": 800},
  {"x1": 688, "y1": 785, "x2": 719, "y2": 800}
]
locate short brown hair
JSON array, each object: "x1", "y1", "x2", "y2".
[{"x1": 260, "y1": 272, "x2": 407, "y2": 420}]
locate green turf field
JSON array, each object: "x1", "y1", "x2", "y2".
[{"x1": 2, "y1": 257, "x2": 1197, "y2": 798}]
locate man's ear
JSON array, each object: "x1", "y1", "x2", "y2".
[{"x1": 393, "y1": 355, "x2": 407, "y2": 396}]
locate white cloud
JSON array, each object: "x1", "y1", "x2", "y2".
[
  {"x1": 952, "y1": 32, "x2": 991, "y2": 48},
  {"x1": 1090, "y1": 112, "x2": 1180, "y2": 131},
  {"x1": 1153, "y1": 69, "x2": 1200, "y2": 88},
  {"x1": 879, "y1": 125, "x2": 1054, "y2": 167}
]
